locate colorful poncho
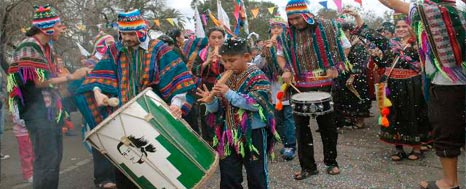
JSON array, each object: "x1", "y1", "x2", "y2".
[
  {"x1": 76, "y1": 39, "x2": 195, "y2": 128},
  {"x1": 7, "y1": 37, "x2": 67, "y2": 124},
  {"x1": 409, "y1": 1, "x2": 466, "y2": 84},
  {"x1": 286, "y1": 19, "x2": 347, "y2": 88},
  {"x1": 207, "y1": 66, "x2": 280, "y2": 158}
]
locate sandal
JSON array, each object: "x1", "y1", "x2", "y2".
[
  {"x1": 390, "y1": 151, "x2": 407, "y2": 161},
  {"x1": 420, "y1": 144, "x2": 433, "y2": 152},
  {"x1": 408, "y1": 151, "x2": 423, "y2": 160},
  {"x1": 420, "y1": 180, "x2": 460, "y2": 189},
  {"x1": 96, "y1": 181, "x2": 116, "y2": 189},
  {"x1": 293, "y1": 169, "x2": 318, "y2": 180},
  {"x1": 326, "y1": 165, "x2": 340, "y2": 175}
]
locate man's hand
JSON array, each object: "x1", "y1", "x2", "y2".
[
  {"x1": 71, "y1": 67, "x2": 91, "y2": 80},
  {"x1": 282, "y1": 71, "x2": 293, "y2": 84},
  {"x1": 196, "y1": 84, "x2": 214, "y2": 103},
  {"x1": 169, "y1": 105, "x2": 182, "y2": 119},
  {"x1": 327, "y1": 68, "x2": 339, "y2": 79},
  {"x1": 212, "y1": 83, "x2": 230, "y2": 96},
  {"x1": 94, "y1": 89, "x2": 109, "y2": 107}
]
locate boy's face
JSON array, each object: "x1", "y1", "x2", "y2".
[
  {"x1": 271, "y1": 24, "x2": 284, "y2": 35},
  {"x1": 221, "y1": 53, "x2": 251, "y2": 74}
]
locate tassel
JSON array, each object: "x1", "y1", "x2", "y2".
[
  {"x1": 275, "y1": 101, "x2": 283, "y2": 111},
  {"x1": 381, "y1": 116, "x2": 389, "y2": 127}
]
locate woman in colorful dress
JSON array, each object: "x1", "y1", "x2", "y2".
[{"x1": 345, "y1": 9, "x2": 431, "y2": 161}]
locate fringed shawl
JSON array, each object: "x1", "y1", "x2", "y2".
[
  {"x1": 286, "y1": 19, "x2": 346, "y2": 87},
  {"x1": 410, "y1": 1, "x2": 466, "y2": 83},
  {"x1": 76, "y1": 39, "x2": 195, "y2": 127},
  {"x1": 208, "y1": 66, "x2": 279, "y2": 158},
  {"x1": 7, "y1": 37, "x2": 67, "y2": 124}
]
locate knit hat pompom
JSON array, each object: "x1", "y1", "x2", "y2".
[
  {"x1": 32, "y1": 4, "x2": 61, "y2": 35},
  {"x1": 286, "y1": 0, "x2": 315, "y2": 25}
]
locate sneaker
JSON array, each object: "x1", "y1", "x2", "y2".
[
  {"x1": 282, "y1": 148, "x2": 296, "y2": 161},
  {"x1": 27, "y1": 176, "x2": 33, "y2": 183},
  {"x1": 0, "y1": 154, "x2": 10, "y2": 160}
]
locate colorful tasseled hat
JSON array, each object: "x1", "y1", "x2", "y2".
[
  {"x1": 93, "y1": 31, "x2": 115, "y2": 59},
  {"x1": 393, "y1": 10, "x2": 407, "y2": 24},
  {"x1": 286, "y1": 0, "x2": 315, "y2": 25},
  {"x1": 269, "y1": 15, "x2": 287, "y2": 28},
  {"x1": 32, "y1": 4, "x2": 61, "y2": 35},
  {"x1": 117, "y1": 9, "x2": 148, "y2": 42}
]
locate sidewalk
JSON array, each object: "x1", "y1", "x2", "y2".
[{"x1": 0, "y1": 105, "x2": 464, "y2": 188}]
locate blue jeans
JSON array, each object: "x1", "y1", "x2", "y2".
[
  {"x1": 25, "y1": 118, "x2": 63, "y2": 189},
  {"x1": 275, "y1": 105, "x2": 296, "y2": 148}
]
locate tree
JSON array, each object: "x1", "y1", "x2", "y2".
[{"x1": 0, "y1": 0, "x2": 186, "y2": 71}]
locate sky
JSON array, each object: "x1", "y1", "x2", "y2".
[{"x1": 168, "y1": 0, "x2": 465, "y2": 30}]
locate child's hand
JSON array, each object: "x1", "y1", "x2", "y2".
[
  {"x1": 196, "y1": 84, "x2": 214, "y2": 103},
  {"x1": 212, "y1": 83, "x2": 230, "y2": 96}
]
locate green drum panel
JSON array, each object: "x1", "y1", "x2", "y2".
[
  {"x1": 120, "y1": 163, "x2": 157, "y2": 189},
  {"x1": 137, "y1": 97, "x2": 215, "y2": 169},
  {"x1": 154, "y1": 135, "x2": 203, "y2": 188},
  {"x1": 136, "y1": 97, "x2": 215, "y2": 188}
]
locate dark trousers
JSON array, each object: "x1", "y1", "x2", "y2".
[
  {"x1": 294, "y1": 112, "x2": 339, "y2": 171},
  {"x1": 91, "y1": 147, "x2": 115, "y2": 185},
  {"x1": 184, "y1": 102, "x2": 214, "y2": 144},
  {"x1": 220, "y1": 128, "x2": 268, "y2": 189},
  {"x1": 25, "y1": 118, "x2": 63, "y2": 189},
  {"x1": 115, "y1": 169, "x2": 138, "y2": 189},
  {"x1": 428, "y1": 85, "x2": 465, "y2": 158}
]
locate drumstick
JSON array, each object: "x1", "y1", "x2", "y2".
[
  {"x1": 288, "y1": 83, "x2": 302, "y2": 93},
  {"x1": 103, "y1": 97, "x2": 119, "y2": 107},
  {"x1": 207, "y1": 70, "x2": 233, "y2": 99}
]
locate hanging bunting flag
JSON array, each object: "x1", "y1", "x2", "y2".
[
  {"x1": 251, "y1": 7, "x2": 259, "y2": 18},
  {"x1": 166, "y1": 18, "x2": 175, "y2": 26},
  {"x1": 194, "y1": 6, "x2": 206, "y2": 38},
  {"x1": 333, "y1": 0, "x2": 343, "y2": 12},
  {"x1": 201, "y1": 13, "x2": 208, "y2": 26},
  {"x1": 76, "y1": 42, "x2": 91, "y2": 57},
  {"x1": 268, "y1": 7, "x2": 276, "y2": 14},
  {"x1": 217, "y1": 0, "x2": 231, "y2": 30},
  {"x1": 154, "y1": 19, "x2": 160, "y2": 27},
  {"x1": 241, "y1": 0, "x2": 249, "y2": 34},
  {"x1": 208, "y1": 10, "x2": 221, "y2": 27},
  {"x1": 354, "y1": 0, "x2": 362, "y2": 6},
  {"x1": 319, "y1": 1, "x2": 328, "y2": 9},
  {"x1": 20, "y1": 28, "x2": 27, "y2": 33},
  {"x1": 76, "y1": 23, "x2": 86, "y2": 31},
  {"x1": 173, "y1": 18, "x2": 179, "y2": 27},
  {"x1": 208, "y1": 9, "x2": 236, "y2": 37}
]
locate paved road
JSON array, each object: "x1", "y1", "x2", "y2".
[{"x1": 1, "y1": 105, "x2": 465, "y2": 189}]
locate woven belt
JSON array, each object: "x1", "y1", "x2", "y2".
[{"x1": 385, "y1": 68, "x2": 419, "y2": 79}]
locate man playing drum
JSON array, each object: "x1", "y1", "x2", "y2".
[
  {"x1": 282, "y1": 0, "x2": 348, "y2": 180},
  {"x1": 75, "y1": 9, "x2": 196, "y2": 188}
]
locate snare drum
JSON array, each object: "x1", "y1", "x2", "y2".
[
  {"x1": 85, "y1": 88, "x2": 218, "y2": 189},
  {"x1": 291, "y1": 92, "x2": 334, "y2": 116}
]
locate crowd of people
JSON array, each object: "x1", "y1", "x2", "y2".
[{"x1": 0, "y1": 0, "x2": 465, "y2": 189}]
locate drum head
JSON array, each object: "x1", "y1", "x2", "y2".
[{"x1": 292, "y1": 92, "x2": 331, "y2": 102}]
